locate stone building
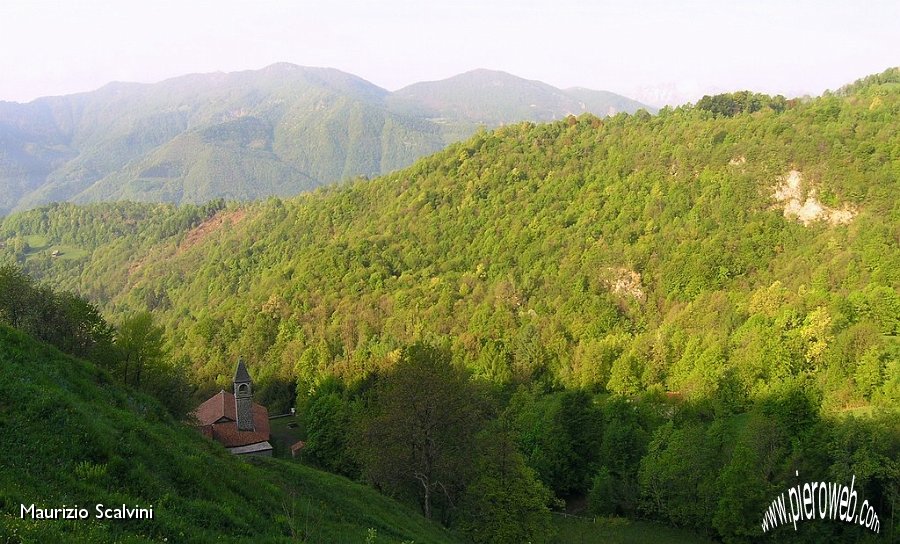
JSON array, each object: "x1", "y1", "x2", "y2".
[{"x1": 193, "y1": 358, "x2": 273, "y2": 456}]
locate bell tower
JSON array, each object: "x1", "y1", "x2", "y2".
[{"x1": 233, "y1": 357, "x2": 254, "y2": 431}]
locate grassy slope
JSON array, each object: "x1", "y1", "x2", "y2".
[
  {"x1": 553, "y1": 517, "x2": 716, "y2": 544},
  {"x1": 0, "y1": 323, "x2": 459, "y2": 544}
]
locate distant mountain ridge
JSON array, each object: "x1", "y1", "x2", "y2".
[
  {"x1": 0, "y1": 64, "x2": 651, "y2": 215},
  {"x1": 388, "y1": 69, "x2": 649, "y2": 125}
]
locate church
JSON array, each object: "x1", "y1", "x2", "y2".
[{"x1": 193, "y1": 358, "x2": 273, "y2": 456}]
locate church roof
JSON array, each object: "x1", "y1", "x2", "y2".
[
  {"x1": 194, "y1": 390, "x2": 236, "y2": 425},
  {"x1": 234, "y1": 358, "x2": 251, "y2": 383},
  {"x1": 192, "y1": 390, "x2": 270, "y2": 448},
  {"x1": 228, "y1": 441, "x2": 273, "y2": 455}
]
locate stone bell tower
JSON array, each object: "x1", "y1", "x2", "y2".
[{"x1": 233, "y1": 357, "x2": 254, "y2": 431}]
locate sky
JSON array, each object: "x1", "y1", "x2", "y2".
[{"x1": 0, "y1": 0, "x2": 897, "y2": 106}]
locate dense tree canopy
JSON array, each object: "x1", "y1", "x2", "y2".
[{"x1": 1, "y1": 68, "x2": 898, "y2": 541}]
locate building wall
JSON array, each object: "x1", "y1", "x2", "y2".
[{"x1": 236, "y1": 395, "x2": 254, "y2": 431}]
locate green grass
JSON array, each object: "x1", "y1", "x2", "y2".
[
  {"x1": 23, "y1": 234, "x2": 48, "y2": 249},
  {"x1": 260, "y1": 461, "x2": 459, "y2": 543},
  {"x1": 0, "y1": 324, "x2": 459, "y2": 543},
  {"x1": 553, "y1": 516, "x2": 716, "y2": 544},
  {"x1": 19, "y1": 234, "x2": 89, "y2": 261},
  {"x1": 839, "y1": 405, "x2": 876, "y2": 417},
  {"x1": 51, "y1": 244, "x2": 89, "y2": 260},
  {"x1": 268, "y1": 414, "x2": 306, "y2": 458}
]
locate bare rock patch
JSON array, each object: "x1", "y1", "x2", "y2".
[{"x1": 772, "y1": 170, "x2": 855, "y2": 226}]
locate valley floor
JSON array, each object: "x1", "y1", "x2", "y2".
[{"x1": 553, "y1": 516, "x2": 716, "y2": 544}]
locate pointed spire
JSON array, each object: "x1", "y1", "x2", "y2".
[{"x1": 234, "y1": 356, "x2": 251, "y2": 384}]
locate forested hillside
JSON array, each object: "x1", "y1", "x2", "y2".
[
  {"x1": 2, "y1": 69, "x2": 898, "y2": 542},
  {"x1": 0, "y1": 283, "x2": 461, "y2": 543},
  {"x1": 0, "y1": 64, "x2": 648, "y2": 216},
  {"x1": 5, "y1": 69, "x2": 897, "y2": 406}
]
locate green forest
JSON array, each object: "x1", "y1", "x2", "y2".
[
  {"x1": 0, "y1": 64, "x2": 647, "y2": 216},
  {"x1": 1, "y1": 68, "x2": 898, "y2": 542}
]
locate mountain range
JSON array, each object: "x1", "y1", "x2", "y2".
[
  {"x1": 0, "y1": 63, "x2": 650, "y2": 216},
  {"x1": 4, "y1": 69, "x2": 896, "y2": 402},
  {"x1": 1, "y1": 68, "x2": 897, "y2": 542}
]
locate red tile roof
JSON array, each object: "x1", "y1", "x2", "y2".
[
  {"x1": 192, "y1": 390, "x2": 271, "y2": 448},
  {"x1": 194, "y1": 390, "x2": 235, "y2": 425}
]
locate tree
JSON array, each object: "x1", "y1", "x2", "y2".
[
  {"x1": 712, "y1": 415, "x2": 786, "y2": 544},
  {"x1": 303, "y1": 379, "x2": 359, "y2": 477},
  {"x1": 593, "y1": 396, "x2": 651, "y2": 515},
  {"x1": 117, "y1": 311, "x2": 165, "y2": 387},
  {"x1": 505, "y1": 388, "x2": 603, "y2": 498},
  {"x1": 117, "y1": 312, "x2": 193, "y2": 418},
  {"x1": 0, "y1": 264, "x2": 114, "y2": 363},
  {"x1": 354, "y1": 342, "x2": 485, "y2": 520},
  {"x1": 0, "y1": 264, "x2": 34, "y2": 330},
  {"x1": 457, "y1": 423, "x2": 556, "y2": 543},
  {"x1": 53, "y1": 291, "x2": 115, "y2": 362},
  {"x1": 855, "y1": 347, "x2": 884, "y2": 400},
  {"x1": 638, "y1": 422, "x2": 719, "y2": 530}
]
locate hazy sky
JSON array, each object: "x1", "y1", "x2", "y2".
[{"x1": 1, "y1": 0, "x2": 897, "y2": 106}]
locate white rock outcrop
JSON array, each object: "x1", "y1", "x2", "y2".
[{"x1": 772, "y1": 170, "x2": 856, "y2": 226}]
